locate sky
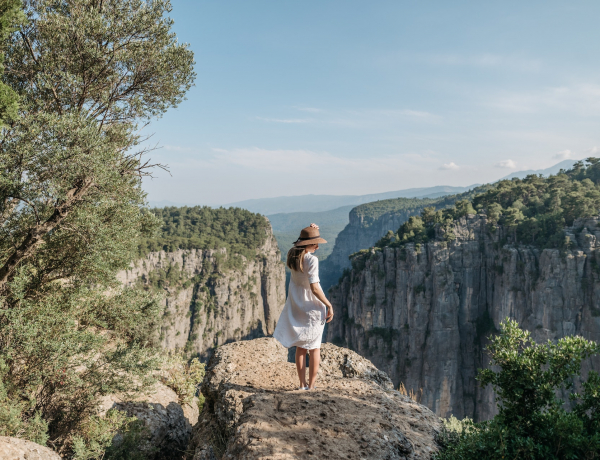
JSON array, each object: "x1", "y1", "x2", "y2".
[{"x1": 142, "y1": 0, "x2": 600, "y2": 206}]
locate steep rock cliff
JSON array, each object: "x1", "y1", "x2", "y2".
[
  {"x1": 118, "y1": 224, "x2": 286, "y2": 359},
  {"x1": 326, "y1": 214, "x2": 600, "y2": 421},
  {"x1": 320, "y1": 190, "x2": 490, "y2": 291},
  {"x1": 321, "y1": 206, "x2": 422, "y2": 290}
]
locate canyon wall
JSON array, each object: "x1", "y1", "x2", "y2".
[
  {"x1": 118, "y1": 224, "x2": 286, "y2": 359},
  {"x1": 326, "y1": 213, "x2": 600, "y2": 421},
  {"x1": 321, "y1": 207, "x2": 424, "y2": 291}
]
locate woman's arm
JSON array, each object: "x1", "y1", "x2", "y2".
[{"x1": 310, "y1": 283, "x2": 334, "y2": 322}]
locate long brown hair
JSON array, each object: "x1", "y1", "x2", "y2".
[{"x1": 287, "y1": 246, "x2": 306, "y2": 272}]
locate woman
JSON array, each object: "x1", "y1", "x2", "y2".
[{"x1": 273, "y1": 223, "x2": 334, "y2": 390}]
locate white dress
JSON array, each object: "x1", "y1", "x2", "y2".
[{"x1": 273, "y1": 253, "x2": 327, "y2": 350}]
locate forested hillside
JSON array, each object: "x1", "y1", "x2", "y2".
[
  {"x1": 139, "y1": 206, "x2": 271, "y2": 263},
  {"x1": 372, "y1": 158, "x2": 600, "y2": 254},
  {"x1": 268, "y1": 205, "x2": 354, "y2": 261},
  {"x1": 123, "y1": 206, "x2": 286, "y2": 361},
  {"x1": 319, "y1": 185, "x2": 494, "y2": 290}
]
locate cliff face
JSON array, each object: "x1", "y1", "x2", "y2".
[
  {"x1": 321, "y1": 207, "x2": 422, "y2": 291},
  {"x1": 117, "y1": 225, "x2": 286, "y2": 359},
  {"x1": 326, "y1": 214, "x2": 600, "y2": 421}
]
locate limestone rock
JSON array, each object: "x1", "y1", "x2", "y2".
[
  {"x1": 100, "y1": 381, "x2": 199, "y2": 459},
  {"x1": 117, "y1": 221, "x2": 286, "y2": 360},
  {"x1": 321, "y1": 205, "x2": 427, "y2": 290},
  {"x1": 327, "y1": 214, "x2": 600, "y2": 421},
  {"x1": 0, "y1": 437, "x2": 60, "y2": 460},
  {"x1": 189, "y1": 337, "x2": 441, "y2": 460}
]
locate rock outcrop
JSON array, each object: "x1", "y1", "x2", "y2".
[
  {"x1": 321, "y1": 206, "x2": 421, "y2": 291},
  {"x1": 188, "y1": 337, "x2": 441, "y2": 459},
  {"x1": 99, "y1": 382, "x2": 199, "y2": 459},
  {"x1": 118, "y1": 223, "x2": 286, "y2": 359},
  {"x1": 327, "y1": 214, "x2": 600, "y2": 421},
  {"x1": 0, "y1": 437, "x2": 61, "y2": 459}
]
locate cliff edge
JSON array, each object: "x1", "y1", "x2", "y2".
[
  {"x1": 188, "y1": 338, "x2": 441, "y2": 460},
  {"x1": 327, "y1": 214, "x2": 600, "y2": 421},
  {"x1": 118, "y1": 221, "x2": 286, "y2": 359}
]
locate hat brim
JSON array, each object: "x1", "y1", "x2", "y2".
[{"x1": 295, "y1": 237, "x2": 327, "y2": 247}]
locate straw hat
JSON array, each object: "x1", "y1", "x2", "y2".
[{"x1": 293, "y1": 226, "x2": 327, "y2": 247}]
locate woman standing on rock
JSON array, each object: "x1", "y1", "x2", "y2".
[{"x1": 273, "y1": 223, "x2": 334, "y2": 390}]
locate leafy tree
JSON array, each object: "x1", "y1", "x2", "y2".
[
  {"x1": 0, "y1": 0, "x2": 194, "y2": 454},
  {"x1": 435, "y1": 319, "x2": 600, "y2": 460},
  {"x1": 0, "y1": 0, "x2": 21, "y2": 125},
  {"x1": 139, "y1": 206, "x2": 270, "y2": 263},
  {"x1": 375, "y1": 159, "x2": 600, "y2": 252}
]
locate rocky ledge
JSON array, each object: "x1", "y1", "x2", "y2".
[
  {"x1": 188, "y1": 338, "x2": 441, "y2": 460},
  {"x1": 0, "y1": 436, "x2": 61, "y2": 459}
]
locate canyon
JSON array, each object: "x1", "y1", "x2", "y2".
[
  {"x1": 117, "y1": 223, "x2": 286, "y2": 359},
  {"x1": 326, "y1": 213, "x2": 600, "y2": 421}
]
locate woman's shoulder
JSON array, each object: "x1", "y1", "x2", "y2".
[{"x1": 304, "y1": 252, "x2": 318, "y2": 265}]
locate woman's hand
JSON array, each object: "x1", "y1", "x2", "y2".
[
  {"x1": 310, "y1": 223, "x2": 319, "y2": 230},
  {"x1": 326, "y1": 305, "x2": 334, "y2": 323}
]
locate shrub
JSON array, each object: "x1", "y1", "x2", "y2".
[
  {"x1": 434, "y1": 319, "x2": 600, "y2": 460},
  {"x1": 160, "y1": 354, "x2": 206, "y2": 407},
  {"x1": 71, "y1": 409, "x2": 150, "y2": 460}
]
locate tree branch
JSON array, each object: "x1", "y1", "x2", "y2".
[{"x1": 0, "y1": 178, "x2": 94, "y2": 291}]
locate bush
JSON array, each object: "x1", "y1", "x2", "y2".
[
  {"x1": 160, "y1": 354, "x2": 206, "y2": 408},
  {"x1": 71, "y1": 410, "x2": 150, "y2": 460},
  {"x1": 434, "y1": 319, "x2": 600, "y2": 460}
]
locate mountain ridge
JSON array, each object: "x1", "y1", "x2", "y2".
[{"x1": 224, "y1": 185, "x2": 479, "y2": 215}]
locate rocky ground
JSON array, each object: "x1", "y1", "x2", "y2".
[
  {"x1": 188, "y1": 338, "x2": 441, "y2": 460},
  {"x1": 0, "y1": 436, "x2": 61, "y2": 459}
]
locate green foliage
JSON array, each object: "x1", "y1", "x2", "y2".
[
  {"x1": 472, "y1": 159, "x2": 600, "y2": 247},
  {"x1": 352, "y1": 197, "x2": 440, "y2": 227},
  {"x1": 160, "y1": 354, "x2": 206, "y2": 407},
  {"x1": 375, "y1": 203, "x2": 464, "y2": 249},
  {"x1": 0, "y1": 358, "x2": 48, "y2": 444},
  {"x1": 139, "y1": 206, "x2": 269, "y2": 263},
  {"x1": 376, "y1": 159, "x2": 600, "y2": 252},
  {"x1": 0, "y1": 0, "x2": 194, "y2": 454},
  {"x1": 435, "y1": 319, "x2": 600, "y2": 460},
  {"x1": 71, "y1": 410, "x2": 150, "y2": 460},
  {"x1": 0, "y1": 0, "x2": 22, "y2": 126}
]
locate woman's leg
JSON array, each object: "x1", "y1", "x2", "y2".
[
  {"x1": 295, "y1": 347, "x2": 308, "y2": 387},
  {"x1": 307, "y1": 348, "x2": 321, "y2": 389}
]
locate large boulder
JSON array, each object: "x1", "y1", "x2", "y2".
[
  {"x1": 0, "y1": 436, "x2": 61, "y2": 459},
  {"x1": 100, "y1": 381, "x2": 199, "y2": 459},
  {"x1": 189, "y1": 338, "x2": 441, "y2": 459}
]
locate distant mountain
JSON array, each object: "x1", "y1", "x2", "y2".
[
  {"x1": 501, "y1": 159, "x2": 578, "y2": 181},
  {"x1": 225, "y1": 185, "x2": 479, "y2": 215}
]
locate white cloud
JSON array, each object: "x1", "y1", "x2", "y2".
[
  {"x1": 495, "y1": 159, "x2": 517, "y2": 169},
  {"x1": 440, "y1": 162, "x2": 459, "y2": 170},
  {"x1": 587, "y1": 146, "x2": 599, "y2": 154},
  {"x1": 553, "y1": 150, "x2": 573, "y2": 160},
  {"x1": 208, "y1": 147, "x2": 438, "y2": 174}
]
